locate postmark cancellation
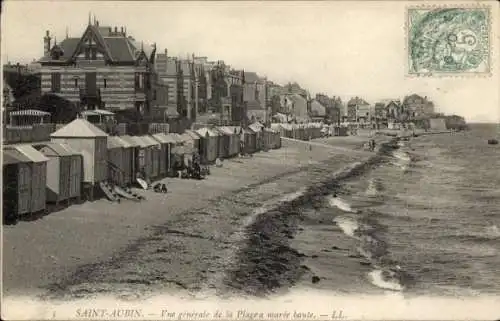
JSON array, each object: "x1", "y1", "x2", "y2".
[{"x1": 407, "y1": 4, "x2": 491, "y2": 77}]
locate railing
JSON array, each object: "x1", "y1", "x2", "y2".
[{"x1": 3, "y1": 123, "x2": 56, "y2": 144}]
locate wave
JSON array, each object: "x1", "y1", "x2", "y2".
[
  {"x1": 365, "y1": 178, "x2": 384, "y2": 197},
  {"x1": 368, "y1": 269, "x2": 404, "y2": 291},
  {"x1": 392, "y1": 150, "x2": 411, "y2": 163},
  {"x1": 443, "y1": 225, "x2": 500, "y2": 243},
  {"x1": 334, "y1": 216, "x2": 360, "y2": 238},
  {"x1": 327, "y1": 195, "x2": 357, "y2": 213}
]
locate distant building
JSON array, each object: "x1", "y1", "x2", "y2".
[
  {"x1": 284, "y1": 94, "x2": 309, "y2": 123},
  {"x1": 402, "y1": 94, "x2": 435, "y2": 118},
  {"x1": 156, "y1": 49, "x2": 183, "y2": 119},
  {"x1": 38, "y1": 18, "x2": 156, "y2": 122},
  {"x1": 285, "y1": 82, "x2": 308, "y2": 99},
  {"x1": 310, "y1": 99, "x2": 326, "y2": 122},
  {"x1": 347, "y1": 96, "x2": 371, "y2": 126}
]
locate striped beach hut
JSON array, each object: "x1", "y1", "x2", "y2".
[
  {"x1": 50, "y1": 118, "x2": 108, "y2": 200},
  {"x1": 4, "y1": 145, "x2": 49, "y2": 215},
  {"x1": 34, "y1": 142, "x2": 83, "y2": 204}
]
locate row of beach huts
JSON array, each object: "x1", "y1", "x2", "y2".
[{"x1": 4, "y1": 120, "x2": 334, "y2": 223}]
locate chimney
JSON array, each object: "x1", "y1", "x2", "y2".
[
  {"x1": 44, "y1": 30, "x2": 52, "y2": 56},
  {"x1": 164, "y1": 48, "x2": 168, "y2": 57}
]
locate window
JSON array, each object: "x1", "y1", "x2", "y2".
[
  {"x1": 51, "y1": 73, "x2": 61, "y2": 93},
  {"x1": 255, "y1": 89, "x2": 259, "y2": 101},
  {"x1": 91, "y1": 48, "x2": 97, "y2": 60},
  {"x1": 103, "y1": 79, "x2": 107, "y2": 88},
  {"x1": 74, "y1": 78, "x2": 78, "y2": 88},
  {"x1": 85, "y1": 48, "x2": 90, "y2": 60}
]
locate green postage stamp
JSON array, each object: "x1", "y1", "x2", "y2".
[{"x1": 407, "y1": 5, "x2": 491, "y2": 76}]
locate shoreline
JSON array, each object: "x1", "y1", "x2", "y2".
[
  {"x1": 3, "y1": 130, "x2": 443, "y2": 299},
  {"x1": 3, "y1": 134, "x2": 378, "y2": 298}
]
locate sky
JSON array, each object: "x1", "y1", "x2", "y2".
[{"x1": 2, "y1": 1, "x2": 499, "y2": 122}]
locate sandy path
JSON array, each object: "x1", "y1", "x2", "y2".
[{"x1": 3, "y1": 135, "x2": 380, "y2": 299}]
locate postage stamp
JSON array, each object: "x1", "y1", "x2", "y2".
[{"x1": 407, "y1": 5, "x2": 491, "y2": 76}]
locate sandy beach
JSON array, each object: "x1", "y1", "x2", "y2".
[{"x1": 3, "y1": 133, "x2": 389, "y2": 299}]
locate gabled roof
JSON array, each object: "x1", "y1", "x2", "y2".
[
  {"x1": 35, "y1": 142, "x2": 78, "y2": 157},
  {"x1": 3, "y1": 148, "x2": 31, "y2": 165},
  {"x1": 152, "y1": 133, "x2": 176, "y2": 144},
  {"x1": 51, "y1": 118, "x2": 108, "y2": 138},
  {"x1": 119, "y1": 135, "x2": 141, "y2": 147},
  {"x1": 139, "y1": 135, "x2": 161, "y2": 147},
  {"x1": 288, "y1": 94, "x2": 307, "y2": 104},
  {"x1": 184, "y1": 130, "x2": 201, "y2": 140},
  {"x1": 39, "y1": 23, "x2": 150, "y2": 64},
  {"x1": 107, "y1": 136, "x2": 125, "y2": 149},
  {"x1": 347, "y1": 97, "x2": 370, "y2": 106},
  {"x1": 248, "y1": 123, "x2": 264, "y2": 132},
  {"x1": 196, "y1": 127, "x2": 219, "y2": 137},
  {"x1": 7, "y1": 144, "x2": 49, "y2": 163}
]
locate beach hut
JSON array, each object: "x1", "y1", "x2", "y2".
[
  {"x1": 196, "y1": 127, "x2": 219, "y2": 163},
  {"x1": 107, "y1": 136, "x2": 127, "y2": 186},
  {"x1": 179, "y1": 132, "x2": 197, "y2": 165},
  {"x1": 3, "y1": 149, "x2": 33, "y2": 220},
  {"x1": 50, "y1": 118, "x2": 108, "y2": 200},
  {"x1": 141, "y1": 135, "x2": 161, "y2": 180},
  {"x1": 152, "y1": 133, "x2": 174, "y2": 177},
  {"x1": 184, "y1": 130, "x2": 202, "y2": 156},
  {"x1": 34, "y1": 142, "x2": 83, "y2": 204},
  {"x1": 126, "y1": 136, "x2": 153, "y2": 180},
  {"x1": 4, "y1": 145, "x2": 49, "y2": 214},
  {"x1": 213, "y1": 127, "x2": 231, "y2": 158},
  {"x1": 242, "y1": 127, "x2": 257, "y2": 154},
  {"x1": 218, "y1": 126, "x2": 241, "y2": 157},
  {"x1": 249, "y1": 122, "x2": 265, "y2": 152},
  {"x1": 165, "y1": 133, "x2": 185, "y2": 170},
  {"x1": 119, "y1": 135, "x2": 141, "y2": 183}
]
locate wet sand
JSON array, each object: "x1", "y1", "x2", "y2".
[{"x1": 3, "y1": 133, "x2": 386, "y2": 299}]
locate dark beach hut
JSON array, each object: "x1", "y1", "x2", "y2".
[
  {"x1": 34, "y1": 142, "x2": 83, "y2": 204},
  {"x1": 213, "y1": 127, "x2": 231, "y2": 158},
  {"x1": 249, "y1": 122, "x2": 265, "y2": 151},
  {"x1": 152, "y1": 133, "x2": 174, "y2": 177},
  {"x1": 119, "y1": 135, "x2": 141, "y2": 183},
  {"x1": 4, "y1": 145, "x2": 49, "y2": 215},
  {"x1": 242, "y1": 127, "x2": 257, "y2": 154},
  {"x1": 196, "y1": 127, "x2": 219, "y2": 163},
  {"x1": 107, "y1": 136, "x2": 128, "y2": 187},
  {"x1": 141, "y1": 135, "x2": 162, "y2": 180},
  {"x1": 218, "y1": 126, "x2": 240, "y2": 157},
  {"x1": 3, "y1": 149, "x2": 32, "y2": 221}
]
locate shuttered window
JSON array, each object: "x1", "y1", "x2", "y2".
[{"x1": 51, "y1": 73, "x2": 61, "y2": 92}]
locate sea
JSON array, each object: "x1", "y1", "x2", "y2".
[{"x1": 294, "y1": 123, "x2": 500, "y2": 296}]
